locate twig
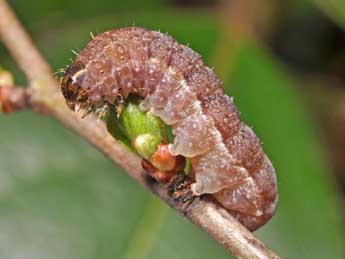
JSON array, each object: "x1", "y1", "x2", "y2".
[{"x1": 0, "y1": 1, "x2": 281, "y2": 258}]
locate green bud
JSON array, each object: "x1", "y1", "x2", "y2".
[
  {"x1": 105, "y1": 99, "x2": 169, "y2": 158},
  {"x1": 133, "y1": 133, "x2": 162, "y2": 159},
  {"x1": 0, "y1": 66, "x2": 14, "y2": 87}
]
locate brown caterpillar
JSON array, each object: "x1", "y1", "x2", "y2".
[{"x1": 61, "y1": 27, "x2": 278, "y2": 231}]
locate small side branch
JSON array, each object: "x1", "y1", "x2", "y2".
[{"x1": 0, "y1": 1, "x2": 281, "y2": 258}]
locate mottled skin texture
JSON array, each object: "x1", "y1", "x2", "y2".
[{"x1": 61, "y1": 27, "x2": 278, "y2": 231}]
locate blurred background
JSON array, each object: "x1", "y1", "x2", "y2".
[{"x1": 0, "y1": 0, "x2": 345, "y2": 258}]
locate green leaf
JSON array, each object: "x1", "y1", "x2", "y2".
[{"x1": 312, "y1": 0, "x2": 345, "y2": 29}]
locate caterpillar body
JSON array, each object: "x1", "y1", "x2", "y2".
[{"x1": 61, "y1": 27, "x2": 278, "y2": 231}]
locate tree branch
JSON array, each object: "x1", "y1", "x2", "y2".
[{"x1": 0, "y1": 1, "x2": 281, "y2": 258}]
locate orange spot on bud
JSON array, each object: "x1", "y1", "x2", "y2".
[
  {"x1": 150, "y1": 144, "x2": 177, "y2": 171},
  {"x1": 0, "y1": 86, "x2": 15, "y2": 113},
  {"x1": 142, "y1": 144, "x2": 186, "y2": 184}
]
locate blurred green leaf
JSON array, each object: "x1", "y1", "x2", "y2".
[
  {"x1": 312, "y1": 0, "x2": 345, "y2": 29},
  {"x1": 9, "y1": 0, "x2": 163, "y2": 25}
]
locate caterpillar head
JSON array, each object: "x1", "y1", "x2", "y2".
[
  {"x1": 61, "y1": 61, "x2": 89, "y2": 112},
  {"x1": 61, "y1": 60, "x2": 124, "y2": 118}
]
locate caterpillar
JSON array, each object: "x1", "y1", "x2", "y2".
[{"x1": 61, "y1": 27, "x2": 278, "y2": 231}]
